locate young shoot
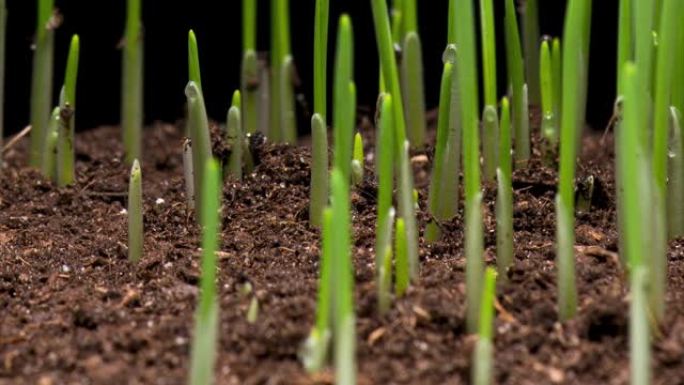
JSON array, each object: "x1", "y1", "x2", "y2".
[
  {"x1": 241, "y1": 0, "x2": 258, "y2": 134},
  {"x1": 523, "y1": 0, "x2": 540, "y2": 106},
  {"x1": 556, "y1": 0, "x2": 592, "y2": 321},
  {"x1": 426, "y1": 54, "x2": 454, "y2": 242},
  {"x1": 375, "y1": 94, "x2": 395, "y2": 296},
  {"x1": 185, "y1": 81, "x2": 212, "y2": 220},
  {"x1": 122, "y1": 0, "x2": 143, "y2": 165},
  {"x1": 225, "y1": 91, "x2": 243, "y2": 181},
  {"x1": 540, "y1": 38, "x2": 557, "y2": 164},
  {"x1": 29, "y1": 0, "x2": 56, "y2": 168},
  {"x1": 480, "y1": 0, "x2": 498, "y2": 181},
  {"x1": 377, "y1": 207, "x2": 396, "y2": 315},
  {"x1": 453, "y1": 0, "x2": 485, "y2": 333},
  {"x1": 128, "y1": 159, "x2": 143, "y2": 262},
  {"x1": 504, "y1": 0, "x2": 528, "y2": 168},
  {"x1": 496, "y1": 98, "x2": 513, "y2": 278},
  {"x1": 394, "y1": 216, "x2": 409, "y2": 297},
  {"x1": 57, "y1": 35, "x2": 80, "y2": 187},
  {"x1": 333, "y1": 15, "x2": 354, "y2": 182},
  {"x1": 269, "y1": 0, "x2": 295, "y2": 143},
  {"x1": 188, "y1": 158, "x2": 221, "y2": 385},
  {"x1": 188, "y1": 30, "x2": 202, "y2": 89},
  {"x1": 471, "y1": 267, "x2": 497, "y2": 385},
  {"x1": 309, "y1": 113, "x2": 328, "y2": 228},
  {"x1": 41, "y1": 107, "x2": 60, "y2": 181},
  {"x1": 552, "y1": 38, "x2": 562, "y2": 124},
  {"x1": 351, "y1": 132, "x2": 364, "y2": 185},
  {"x1": 401, "y1": 31, "x2": 427, "y2": 149},
  {"x1": 183, "y1": 138, "x2": 195, "y2": 210},
  {"x1": 371, "y1": 0, "x2": 419, "y2": 279}
]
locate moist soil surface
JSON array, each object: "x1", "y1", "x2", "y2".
[{"x1": 1, "y1": 119, "x2": 684, "y2": 385}]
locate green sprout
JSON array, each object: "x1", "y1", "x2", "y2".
[
  {"x1": 188, "y1": 30, "x2": 202, "y2": 89},
  {"x1": 128, "y1": 159, "x2": 143, "y2": 262},
  {"x1": 552, "y1": 38, "x2": 562, "y2": 123},
  {"x1": 188, "y1": 158, "x2": 221, "y2": 385},
  {"x1": 523, "y1": 0, "x2": 540, "y2": 107},
  {"x1": 480, "y1": 0, "x2": 498, "y2": 181},
  {"x1": 504, "y1": 0, "x2": 528, "y2": 168},
  {"x1": 630, "y1": 266, "x2": 651, "y2": 385},
  {"x1": 375, "y1": 94, "x2": 395, "y2": 309},
  {"x1": 333, "y1": 15, "x2": 354, "y2": 181},
  {"x1": 41, "y1": 107, "x2": 59, "y2": 181},
  {"x1": 302, "y1": 208, "x2": 333, "y2": 372},
  {"x1": 185, "y1": 81, "x2": 212, "y2": 219},
  {"x1": 122, "y1": 0, "x2": 143, "y2": 165},
  {"x1": 351, "y1": 132, "x2": 364, "y2": 185},
  {"x1": 453, "y1": 0, "x2": 484, "y2": 333},
  {"x1": 0, "y1": 0, "x2": 5, "y2": 167},
  {"x1": 57, "y1": 35, "x2": 79, "y2": 187},
  {"x1": 496, "y1": 97, "x2": 513, "y2": 278},
  {"x1": 394, "y1": 216, "x2": 409, "y2": 297},
  {"x1": 182, "y1": 138, "x2": 195, "y2": 210},
  {"x1": 668, "y1": 108, "x2": 684, "y2": 238},
  {"x1": 471, "y1": 267, "x2": 497, "y2": 385},
  {"x1": 401, "y1": 31, "x2": 427, "y2": 149},
  {"x1": 246, "y1": 296, "x2": 259, "y2": 324},
  {"x1": 371, "y1": 0, "x2": 419, "y2": 281},
  {"x1": 556, "y1": 0, "x2": 592, "y2": 321},
  {"x1": 309, "y1": 0, "x2": 329, "y2": 228},
  {"x1": 309, "y1": 113, "x2": 328, "y2": 228},
  {"x1": 270, "y1": 0, "x2": 296, "y2": 143},
  {"x1": 540, "y1": 38, "x2": 557, "y2": 164},
  {"x1": 29, "y1": 0, "x2": 56, "y2": 167},
  {"x1": 616, "y1": 0, "x2": 632, "y2": 96},
  {"x1": 241, "y1": 0, "x2": 258, "y2": 135},
  {"x1": 225, "y1": 90, "x2": 243, "y2": 181},
  {"x1": 426, "y1": 54, "x2": 454, "y2": 242},
  {"x1": 330, "y1": 168, "x2": 356, "y2": 385},
  {"x1": 377, "y1": 207, "x2": 395, "y2": 315}
]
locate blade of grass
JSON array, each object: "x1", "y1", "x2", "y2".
[
  {"x1": 668, "y1": 108, "x2": 684, "y2": 238},
  {"x1": 188, "y1": 158, "x2": 221, "y2": 385},
  {"x1": 523, "y1": 0, "x2": 540, "y2": 107},
  {"x1": 401, "y1": 32, "x2": 427, "y2": 148},
  {"x1": 29, "y1": 0, "x2": 56, "y2": 167},
  {"x1": 480, "y1": 0, "x2": 498, "y2": 182},
  {"x1": 377, "y1": 207, "x2": 395, "y2": 314},
  {"x1": 504, "y1": 0, "x2": 528, "y2": 168},
  {"x1": 242, "y1": 0, "x2": 256, "y2": 52},
  {"x1": 552, "y1": 38, "x2": 562, "y2": 123},
  {"x1": 540, "y1": 39, "x2": 557, "y2": 164},
  {"x1": 226, "y1": 91, "x2": 243, "y2": 181},
  {"x1": 351, "y1": 132, "x2": 364, "y2": 185},
  {"x1": 314, "y1": 0, "x2": 329, "y2": 119},
  {"x1": 395, "y1": 216, "x2": 409, "y2": 297},
  {"x1": 128, "y1": 159, "x2": 143, "y2": 262},
  {"x1": 472, "y1": 267, "x2": 497, "y2": 385},
  {"x1": 188, "y1": 30, "x2": 202, "y2": 90},
  {"x1": 309, "y1": 113, "x2": 328, "y2": 228},
  {"x1": 57, "y1": 35, "x2": 79, "y2": 187},
  {"x1": 496, "y1": 97, "x2": 513, "y2": 278},
  {"x1": 122, "y1": 0, "x2": 143, "y2": 165},
  {"x1": 616, "y1": 0, "x2": 632, "y2": 96},
  {"x1": 280, "y1": 56, "x2": 297, "y2": 143},
  {"x1": 185, "y1": 81, "x2": 212, "y2": 220},
  {"x1": 333, "y1": 15, "x2": 353, "y2": 182},
  {"x1": 376, "y1": 94, "x2": 395, "y2": 272}
]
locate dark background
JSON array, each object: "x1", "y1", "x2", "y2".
[{"x1": 3, "y1": 0, "x2": 617, "y2": 137}]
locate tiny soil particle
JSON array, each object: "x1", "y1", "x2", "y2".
[{"x1": 1, "y1": 120, "x2": 683, "y2": 385}]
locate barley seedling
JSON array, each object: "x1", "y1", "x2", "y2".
[
  {"x1": 471, "y1": 267, "x2": 497, "y2": 385},
  {"x1": 523, "y1": 0, "x2": 540, "y2": 107},
  {"x1": 185, "y1": 81, "x2": 212, "y2": 219},
  {"x1": 377, "y1": 207, "x2": 395, "y2": 315},
  {"x1": 41, "y1": 107, "x2": 60, "y2": 181},
  {"x1": 225, "y1": 91, "x2": 243, "y2": 181},
  {"x1": 57, "y1": 35, "x2": 79, "y2": 187},
  {"x1": 394, "y1": 216, "x2": 409, "y2": 297},
  {"x1": 333, "y1": 15, "x2": 354, "y2": 182},
  {"x1": 351, "y1": 132, "x2": 364, "y2": 185},
  {"x1": 480, "y1": 0, "x2": 498, "y2": 181},
  {"x1": 128, "y1": 159, "x2": 143, "y2": 262},
  {"x1": 241, "y1": 0, "x2": 258, "y2": 134},
  {"x1": 540, "y1": 38, "x2": 557, "y2": 164},
  {"x1": 188, "y1": 30, "x2": 202, "y2": 90},
  {"x1": 496, "y1": 98, "x2": 513, "y2": 278},
  {"x1": 504, "y1": 0, "x2": 528, "y2": 168},
  {"x1": 122, "y1": 0, "x2": 143, "y2": 165},
  {"x1": 309, "y1": 113, "x2": 328, "y2": 228}
]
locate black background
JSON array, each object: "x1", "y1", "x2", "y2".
[{"x1": 3, "y1": 0, "x2": 617, "y2": 137}]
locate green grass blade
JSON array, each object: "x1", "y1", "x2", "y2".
[
  {"x1": 333, "y1": 15, "x2": 354, "y2": 182},
  {"x1": 401, "y1": 32, "x2": 427, "y2": 148},
  {"x1": 482, "y1": 105, "x2": 499, "y2": 182},
  {"x1": 426, "y1": 58, "x2": 453, "y2": 242},
  {"x1": 225, "y1": 101, "x2": 243, "y2": 181},
  {"x1": 479, "y1": 0, "x2": 497, "y2": 107},
  {"x1": 504, "y1": 0, "x2": 528, "y2": 168},
  {"x1": 523, "y1": 0, "x2": 540, "y2": 106},
  {"x1": 29, "y1": 0, "x2": 55, "y2": 167},
  {"x1": 280, "y1": 56, "x2": 297, "y2": 143},
  {"x1": 465, "y1": 193, "x2": 485, "y2": 333},
  {"x1": 496, "y1": 97, "x2": 513, "y2": 279},
  {"x1": 188, "y1": 30, "x2": 202, "y2": 90},
  {"x1": 376, "y1": 94, "x2": 395, "y2": 263},
  {"x1": 634, "y1": 0, "x2": 654, "y2": 138},
  {"x1": 301, "y1": 208, "x2": 333, "y2": 372},
  {"x1": 128, "y1": 159, "x2": 143, "y2": 262},
  {"x1": 395, "y1": 216, "x2": 409, "y2": 297},
  {"x1": 57, "y1": 35, "x2": 80, "y2": 187},
  {"x1": 552, "y1": 38, "x2": 562, "y2": 122},
  {"x1": 377, "y1": 207, "x2": 395, "y2": 314},
  {"x1": 402, "y1": 0, "x2": 417, "y2": 35},
  {"x1": 330, "y1": 168, "x2": 356, "y2": 385},
  {"x1": 616, "y1": 0, "x2": 632, "y2": 96},
  {"x1": 123, "y1": 0, "x2": 143, "y2": 164},
  {"x1": 314, "y1": 0, "x2": 329, "y2": 119},
  {"x1": 668, "y1": 108, "x2": 684, "y2": 238},
  {"x1": 41, "y1": 107, "x2": 59, "y2": 181},
  {"x1": 185, "y1": 81, "x2": 212, "y2": 220},
  {"x1": 242, "y1": 0, "x2": 256, "y2": 52},
  {"x1": 398, "y1": 140, "x2": 420, "y2": 280},
  {"x1": 309, "y1": 113, "x2": 328, "y2": 228},
  {"x1": 241, "y1": 51, "x2": 259, "y2": 135},
  {"x1": 630, "y1": 266, "x2": 651, "y2": 385},
  {"x1": 478, "y1": 267, "x2": 497, "y2": 340},
  {"x1": 540, "y1": 39, "x2": 558, "y2": 161},
  {"x1": 351, "y1": 132, "x2": 364, "y2": 185},
  {"x1": 556, "y1": 194, "x2": 578, "y2": 320},
  {"x1": 189, "y1": 158, "x2": 221, "y2": 385},
  {"x1": 471, "y1": 267, "x2": 496, "y2": 385}
]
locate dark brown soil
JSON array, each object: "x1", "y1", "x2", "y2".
[{"x1": 1, "y1": 120, "x2": 684, "y2": 385}]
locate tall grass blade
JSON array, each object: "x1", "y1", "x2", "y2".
[
  {"x1": 504, "y1": 0, "x2": 528, "y2": 168},
  {"x1": 123, "y1": 0, "x2": 143, "y2": 165},
  {"x1": 496, "y1": 98, "x2": 513, "y2": 278},
  {"x1": 128, "y1": 159, "x2": 143, "y2": 262}
]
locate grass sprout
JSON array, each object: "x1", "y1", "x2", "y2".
[
  {"x1": 309, "y1": 113, "x2": 328, "y2": 228},
  {"x1": 185, "y1": 81, "x2": 212, "y2": 220},
  {"x1": 471, "y1": 267, "x2": 497, "y2": 385},
  {"x1": 122, "y1": 0, "x2": 143, "y2": 165},
  {"x1": 401, "y1": 31, "x2": 426, "y2": 148},
  {"x1": 128, "y1": 159, "x2": 143, "y2": 262},
  {"x1": 504, "y1": 0, "x2": 528, "y2": 168},
  {"x1": 226, "y1": 90, "x2": 243, "y2": 181},
  {"x1": 523, "y1": 0, "x2": 540, "y2": 106},
  {"x1": 496, "y1": 97, "x2": 513, "y2": 278},
  {"x1": 56, "y1": 35, "x2": 79, "y2": 187},
  {"x1": 351, "y1": 132, "x2": 364, "y2": 185}
]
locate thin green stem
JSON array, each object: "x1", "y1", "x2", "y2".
[
  {"x1": 333, "y1": 15, "x2": 353, "y2": 182},
  {"x1": 616, "y1": 0, "x2": 632, "y2": 96},
  {"x1": 188, "y1": 30, "x2": 202, "y2": 89},
  {"x1": 185, "y1": 81, "x2": 212, "y2": 221},
  {"x1": 479, "y1": 0, "x2": 497, "y2": 107},
  {"x1": 242, "y1": 0, "x2": 256, "y2": 52},
  {"x1": 401, "y1": 32, "x2": 427, "y2": 148},
  {"x1": 504, "y1": 0, "x2": 528, "y2": 167},
  {"x1": 524, "y1": 0, "x2": 541, "y2": 106},
  {"x1": 128, "y1": 159, "x2": 143, "y2": 262},
  {"x1": 57, "y1": 35, "x2": 79, "y2": 187},
  {"x1": 314, "y1": 0, "x2": 329, "y2": 118},
  {"x1": 497, "y1": 98, "x2": 513, "y2": 278},
  {"x1": 309, "y1": 114, "x2": 328, "y2": 228},
  {"x1": 123, "y1": 0, "x2": 143, "y2": 165}
]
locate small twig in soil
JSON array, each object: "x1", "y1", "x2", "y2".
[{"x1": 2, "y1": 125, "x2": 32, "y2": 153}]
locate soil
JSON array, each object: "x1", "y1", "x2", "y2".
[{"x1": 1, "y1": 117, "x2": 684, "y2": 385}]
